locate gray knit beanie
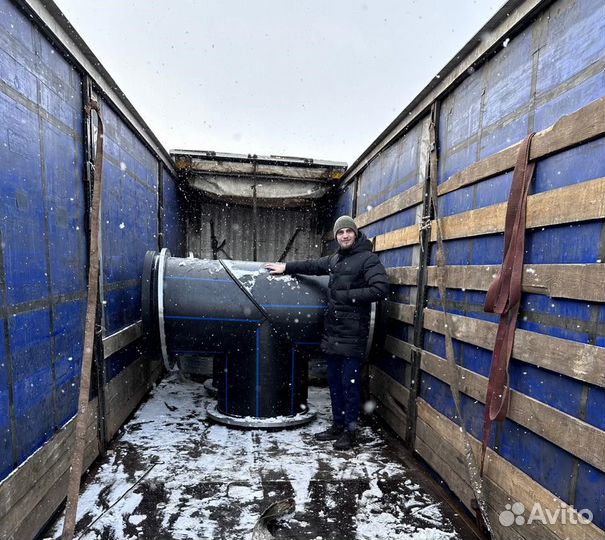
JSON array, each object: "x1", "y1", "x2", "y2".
[{"x1": 333, "y1": 215, "x2": 358, "y2": 238}]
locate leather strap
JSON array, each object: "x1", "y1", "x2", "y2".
[
  {"x1": 61, "y1": 100, "x2": 104, "y2": 540},
  {"x1": 481, "y1": 133, "x2": 536, "y2": 475}
]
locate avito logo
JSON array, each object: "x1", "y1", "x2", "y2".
[{"x1": 499, "y1": 502, "x2": 593, "y2": 527}]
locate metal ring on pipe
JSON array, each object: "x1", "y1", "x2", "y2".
[{"x1": 157, "y1": 247, "x2": 172, "y2": 370}]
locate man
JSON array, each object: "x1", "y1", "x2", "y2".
[{"x1": 265, "y1": 215, "x2": 389, "y2": 450}]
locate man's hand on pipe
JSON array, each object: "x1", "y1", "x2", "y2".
[{"x1": 265, "y1": 263, "x2": 286, "y2": 274}]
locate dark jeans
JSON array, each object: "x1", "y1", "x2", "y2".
[{"x1": 325, "y1": 353, "x2": 362, "y2": 432}]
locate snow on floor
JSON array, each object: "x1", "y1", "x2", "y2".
[{"x1": 45, "y1": 373, "x2": 461, "y2": 540}]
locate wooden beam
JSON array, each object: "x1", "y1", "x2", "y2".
[
  {"x1": 370, "y1": 365, "x2": 409, "y2": 441},
  {"x1": 386, "y1": 266, "x2": 419, "y2": 286},
  {"x1": 356, "y1": 184, "x2": 424, "y2": 228},
  {"x1": 439, "y1": 97, "x2": 605, "y2": 196},
  {"x1": 11, "y1": 437, "x2": 98, "y2": 540},
  {"x1": 105, "y1": 357, "x2": 162, "y2": 440},
  {"x1": 384, "y1": 335, "x2": 414, "y2": 363},
  {"x1": 370, "y1": 364, "x2": 410, "y2": 409},
  {"x1": 431, "y1": 177, "x2": 605, "y2": 242},
  {"x1": 415, "y1": 418, "x2": 558, "y2": 540},
  {"x1": 186, "y1": 158, "x2": 342, "y2": 182},
  {"x1": 423, "y1": 308, "x2": 605, "y2": 387},
  {"x1": 425, "y1": 264, "x2": 605, "y2": 302},
  {"x1": 385, "y1": 301, "x2": 416, "y2": 324},
  {"x1": 374, "y1": 223, "x2": 420, "y2": 251},
  {"x1": 421, "y1": 350, "x2": 605, "y2": 472},
  {"x1": 417, "y1": 399, "x2": 605, "y2": 540},
  {"x1": 374, "y1": 395, "x2": 408, "y2": 442},
  {"x1": 0, "y1": 401, "x2": 98, "y2": 539}
]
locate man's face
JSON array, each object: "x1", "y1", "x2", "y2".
[{"x1": 336, "y1": 227, "x2": 356, "y2": 249}]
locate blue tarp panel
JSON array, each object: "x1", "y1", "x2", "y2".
[
  {"x1": 357, "y1": 126, "x2": 421, "y2": 214},
  {"x1": 349, "y1": 0, "x2": 605, "y2": 531},
  {"x1": 0, "y1": 0, "x2": 88, "y2": 479},
  {"x1": 422, "y1": 0, "x2": 605, "y2": 528},
  {"x1": 100, "y1": 101, "x2": 159, "y2": 338},
  {"x1": 162, "y1": 168, "x2": 185, "y2": 256},
  {"x1": 333, "y1": 182, "x2": 354, "y2": 219},
  {"x1": 0, "y1": 0, "x2": 187, "y2": 484}
]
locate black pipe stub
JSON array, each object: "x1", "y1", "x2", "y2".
[
  {"x1": 206, "y1": 402, "x2": 316, "y2": 429},
  {"x1": 142, "y1": 250, "x2": 327, "y2": 427},
  {"x1": 203, "y1": 378, "x2": 218, "y2": 397}
]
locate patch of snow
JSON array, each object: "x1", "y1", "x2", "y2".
[{"x1": 44, "y1": 374, "x2": 458, "y2": 540}]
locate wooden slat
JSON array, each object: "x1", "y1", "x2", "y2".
[
  {"x1": 0, "y1": 400, "x2": 98, "y2": 518},
  {"x1": 425, "y1": 263, "x2": 605, "y2": 302},
  {"x1": 374, "y1": 395, "x2": 408, "y2": 441},
  {"x1": 384, "y1": 335, "x2": 413, "y2": 363},
  {"x1": 417, "y1": 399, "x2": 605, "y2": 540},
  {"x1": 105, "y1": 357, "x2": 162, "y2": 439},
  {"x1": 438, "y1": 97, "x2": 605, "y2": 196},
  {"x1": 415, "y1": 418, "x2": 558, "y2": 540},
  {"x1": 370, "y1": 365, "x2": 410, "y2": 410},
  {"x1": 386, "y1": 266, "x2": 419, "y2": 286},
  {"x1": 423, "y1": 308, "x2": 605, "y2": 387},
  {"x1": 374, "y1": 223, "x2": 420, "y2": 251},
  {"x1": 385, "y1": 301, "x2": 415, "y2": 324},
  {"x1": 356, "y1": 184, "x2": 424, "y2": 228},
  {"x1": 0, "y1": 402, "x2": 99, "y2": 539},
  {"x1": 11, "y1": 437, "x2": 98, "y2": 540},
  {"x1": 431, "y1": 177, "x2": 605, "y2": 242},
  {"x1": 370, "y1": 365, "x2": 409, "y2": 440},
  {"x1": 421, "y1": 350, "x2": 605, "y2": 472}
]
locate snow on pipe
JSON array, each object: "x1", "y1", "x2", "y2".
[{"x1": 142, "y1": 249, "x2": 328, "y2": 427}]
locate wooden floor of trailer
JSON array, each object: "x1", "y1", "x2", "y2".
[{"x1": 42, "y1": 373, "x2": 485, "y2": 540}]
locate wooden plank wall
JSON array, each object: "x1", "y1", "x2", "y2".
[
  {"x1": 0, "y1": 350, "x2": 161, "y2": 540},
  {"x1": 356, "y1": 2, "x2": 605, "y2": 538}
]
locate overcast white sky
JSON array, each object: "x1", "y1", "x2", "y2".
[{"x1": 54, "y1": 0, "x2": 504, "y2": 165}]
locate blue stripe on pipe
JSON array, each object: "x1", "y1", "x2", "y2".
[
  {"x1": 256, "y1": 328, "x2": 261, "y2": 417},
  {"x1": 172, "y1": 350, "x2": 225, "y2": 355},
  {"x1": 225, "y1": 353, "x2": 229, "y2": 414},
  {"x1": 291, "y1": 346, "x2": 296, "y2": 416},
  {"x1": 165, "y1": 315, "x2": 261, "y2": 323},
  {"x1": 261, "y1": 304, "x2": 326, "y2": 309},
  {"x1": 165, "y1": 276, "x2": 233, "y2": 283}
]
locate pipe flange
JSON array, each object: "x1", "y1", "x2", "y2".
[
  {"x1": 206, "y1": 402, "x2": 317, "y2": 429},
  {"x1": 157, "y1": 247, "x2": 173, "y2": 370}
]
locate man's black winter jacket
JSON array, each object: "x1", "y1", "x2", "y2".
[{"x1": 285, "y1": 233, "x2": 389, "y2": 357}]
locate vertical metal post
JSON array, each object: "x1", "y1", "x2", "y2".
[
  {"x1": 351, "y1": 176, "x2": 359, "y2": 218},
  {"x1": 406, "y1": 101, "x2": 440, "y2": 448},
  {"x1": 251, "y1": 159, "x2": 258, "y2": 261}
]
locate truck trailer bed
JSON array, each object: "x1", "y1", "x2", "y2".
[{"x1": 43, "y1": 373, "x2": 482, "y2": 540}]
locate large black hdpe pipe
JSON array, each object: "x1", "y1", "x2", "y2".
[{"x1": 142, "y1": 249, "x2": 328, "y2": 425}]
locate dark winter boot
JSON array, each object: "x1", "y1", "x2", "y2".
[
  {"x1": 333, "y1": 430, "x2": 356, "y2": 450},
  {"x1": 314, "y1": 424, "x2": 345, "y2": 441}
]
